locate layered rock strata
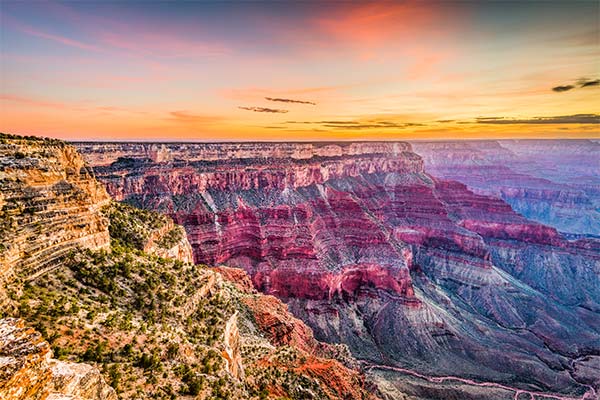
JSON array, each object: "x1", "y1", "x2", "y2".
[
  {"x1": 78, "y1": 140, "x2": 600, "y2": 398},
  {"x1": 0, "y1": 135, "x2": 110, "y2": 310},
  {"x1": 411, "y1": 139, "x2": 600, "y2": 236}
]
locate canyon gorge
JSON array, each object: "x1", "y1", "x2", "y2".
[
  {"x1": 71, "y1": 139, "x2": 600, "y2": 399},
  {"x1": 411, "y1": 140, "x2": 600, "y2": 238},
  {"x1": 1, "y1": 134, "x2": 378, "y2": 400}
]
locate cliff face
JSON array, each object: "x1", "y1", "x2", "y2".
[
  {"x1": 78, "y1": 140, "x2": 600, "y2": 398},
  {"x1": 411, "y1": 140, "x2": 600, "y2": 236},
  {"x1": 75, "y1": 141, "x2": 413, "y2": 166},
  {"x1": 0, "y1": 318, "x2": 117, "y2": 400},
  {"x1": 0, "y1": 136, "x2": 110, "y2": 310}
]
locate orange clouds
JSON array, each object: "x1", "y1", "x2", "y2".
[{"x1": 1, "y1": 1, "x2": 598, "y2": 141}]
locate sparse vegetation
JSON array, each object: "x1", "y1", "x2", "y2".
[
  {"x1": 0, "y1": 132, "x2": 67, "y2": 146},
  {"x1": 157, "y1": 226, "x2": 184, "y2": 249},
  {"x1": 104, "y1": 201, "x2": 170, "y2": 250}
]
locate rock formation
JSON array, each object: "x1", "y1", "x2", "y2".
[
  {"x1": 0, "y1": 135, "x2": 110, "y2": 311},
  {"x1": 103, "y1": 201, "x2": 194, "y2": 263},
  {"x1": 0, "y1": 318, "x2": 117, "y2": 400},
  {"x1": 77, "y1": 140, "x2": 600, "y2": 399},
  {"x1": 221, "y1": 312, "x2": 244, "y2": 380}
]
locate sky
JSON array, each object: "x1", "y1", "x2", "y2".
[{"x1": 0, "y1": 1, "x2": 598, "y2": 141}]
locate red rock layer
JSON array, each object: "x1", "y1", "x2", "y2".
[
  {"x1": 83, "y1": 143, "x2": 424, "y2": 307},
  {"x1": 227, "y1": 268, "x2": 380, "y2": 400}
]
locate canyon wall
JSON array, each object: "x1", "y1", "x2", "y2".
[
  {"x1": 0, "y1": 136, "x2": 111, "y2": 309},
  {"x1": 78, "y1": 140, "x2": 600, "y2": 398},
  {"x1": 411, "y1": 140, "x2": 600, "y2": 236},
  {"x1": 75, "y1": 141, "x2": 412, "y2": 166}
]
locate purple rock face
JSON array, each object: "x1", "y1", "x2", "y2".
[
  {"x1": 411, "y1": 140, "x2": 600, "y2": 237},
  {"x1": 75, "y1": 141, "x2": 600, "y2": 398}
]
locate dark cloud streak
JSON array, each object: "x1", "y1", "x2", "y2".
[
  {"x1": 552, "y1": 77, "x2": 599, "y2": 92},
  {"x1": 286, "y1": 120, "x2": 425, "y2": 130},
  {"x1": 552, "y1": 85, "x2": 575, "y2": 92},
  {"x1": 580, "y1": 79, "x2": 599, "y2": 88},
  {"x1": 239, "y1": 106, "x2": 288, "y2": 113},
  {"x1": 265, "y1": 97, "x2": 316, "y2": 105},
  {"x1": 476, "y1": 114, "x2": 599, "y2": 124}
]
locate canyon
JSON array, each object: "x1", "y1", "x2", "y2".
[
  {"x1": 74, "y1": 140, "x2": 600, "y2": 399},
  {"x1": 411, "y1": 140, "x2": 600, "y2": 237},
  {"x1": 0, "y1": 134, "x2": 379, "y2": 400}
]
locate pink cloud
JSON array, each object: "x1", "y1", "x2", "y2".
[
  {"x1": 98, "y1": 31, "x2": 230, "y2": 59},
  {"x1": 4, "y1": 5, "x2": 229, "y2": 60},
  {"x1": 1, "y1": 94, "x2": 148, "y2": 115}
]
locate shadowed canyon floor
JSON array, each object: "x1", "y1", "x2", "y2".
[{"x1": 74, "y1": 140, "x2": 600, "y2": 400}]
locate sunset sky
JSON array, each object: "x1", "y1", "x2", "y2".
[{"x1": 1, "y1": 1, "x2": 598, "y2": 141}]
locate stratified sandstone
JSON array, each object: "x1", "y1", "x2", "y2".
[
  {"x1": 0, "y1": 135, "x2": 110, "y2": 310},
  {"x1": 0, "y1": 318, "x2": 116, "y2": 400}
]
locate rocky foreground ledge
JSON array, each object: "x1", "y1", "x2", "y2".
[{"x1": 0, "y1": 318, "x2": 116, "y2": 400}]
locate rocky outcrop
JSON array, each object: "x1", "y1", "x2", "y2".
[
  {"x1": 0, "y1": 135, "x2": 110, "y2": 310},
  {"x1": 78, "y1": 140, "x2": 600, "y2": 398},
  {"x1": 144, "y1": 222, "x2": 193, "y2": 263},
  {"x1": 48, "y1": 361, "x2": 117, "y2": 400},
  {"x1": 221, "y1": 312, "x2": 244, "y2": 380},
  {"x1": 211, "y1": 266, "x2": 255, "y2": 293},
  {"x1": 104, "y1": 201, "x2": 194, "y2": 263},
  {"x1": 243, "y1": 294, "x2": 320, "y2": 354},
  {"x1": 0, "y1": 318, "x2": 52, "y2": 400},
  {"x1": 0, "y1": 318, "x2": 116, "y2": 400}
]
